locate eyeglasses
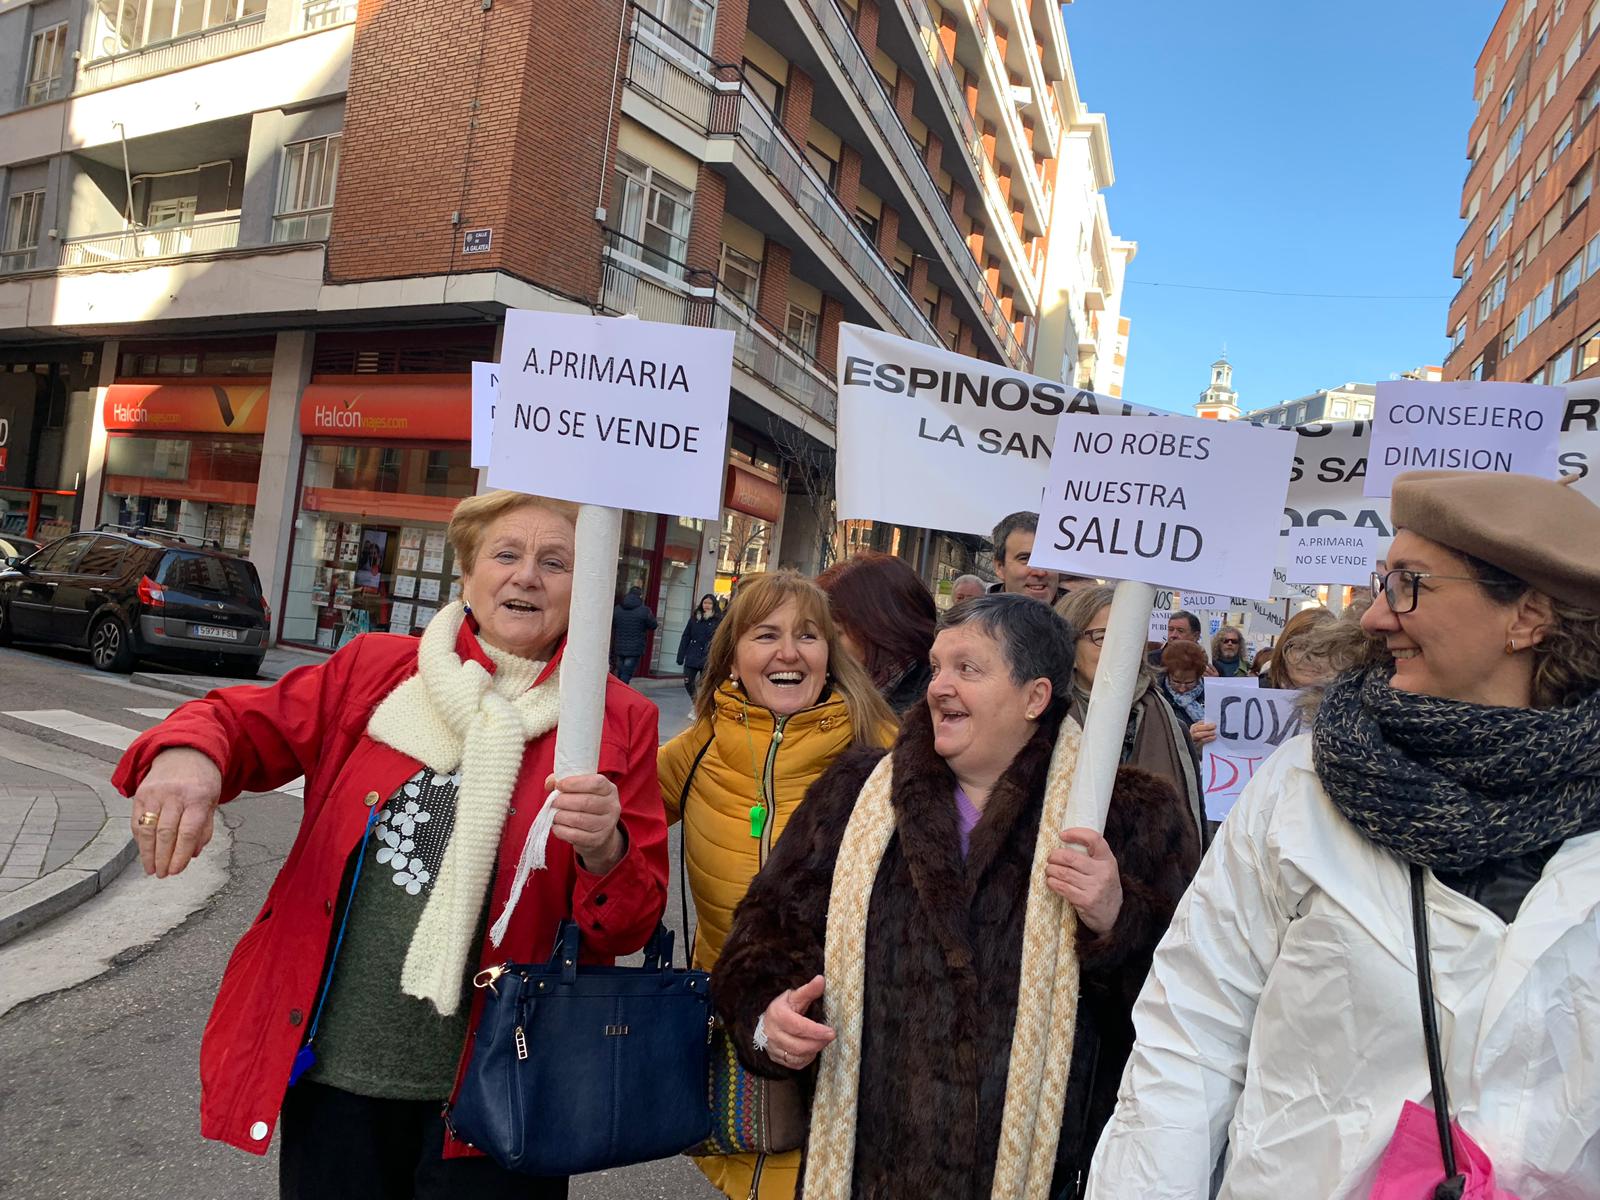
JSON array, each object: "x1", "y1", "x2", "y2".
[
  {"x1": 1370, "y1": 568, "x2": 1484, "y2": 616},
  {"x1": 1079, "y1": 628, "x2": 1107, "y2": 646}
]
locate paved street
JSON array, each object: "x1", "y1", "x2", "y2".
[
  {"x1": 0, "y1": 758, "x2": 109, "y2": 896},
  {"x1": 0, "y1": 640, "x2": 714, "y2": 1199}
]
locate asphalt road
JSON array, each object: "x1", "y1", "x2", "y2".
[{"x1": 0, "y1": 640, "x2": 715, "y2": 1200}]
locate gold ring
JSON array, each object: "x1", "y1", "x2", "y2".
[{"x1": 137, "y1": 812, "x2": 159, "y2": 827}]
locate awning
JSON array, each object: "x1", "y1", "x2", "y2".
[{"x1": 300, "y1": 376, "x2": 471, "y2": 441}]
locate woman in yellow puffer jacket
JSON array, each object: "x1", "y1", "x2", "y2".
[{"x1": 660, "y1": 571, "x2": 896, "y2": 1200}]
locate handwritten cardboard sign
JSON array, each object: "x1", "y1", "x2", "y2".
[{"x1": 1202, "y1": 678, "x2": 1303, "y2": 821}]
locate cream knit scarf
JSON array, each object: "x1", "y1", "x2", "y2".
[
  {"x1": 365, "y1": 600, "x2": 561, "y2": 1015},
  {"x1": 803, "y1": 718, "x2": 1084, "y2": 1200}
]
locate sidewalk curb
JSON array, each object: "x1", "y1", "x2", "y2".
[
  {"x1": 129, "y1": 672, "x2": 217, "y2": 699},
  {"x1": 0, "y1": 731, "x2": 138, "y2": 948}
]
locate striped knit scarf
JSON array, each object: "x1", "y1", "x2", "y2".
[
  {"x1": 1313, "y1": 666, "x2": 1600, "y2": 870},
  {"x1": 365, "y1": 601, "x2": 561, "y2": 1014},
  {"x1": 802, "y1": 718, "x2": 1084, "y2": 1200}
]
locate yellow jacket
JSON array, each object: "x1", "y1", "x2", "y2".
[{"x1": 660, "y1": 682, "x2": 891, "y2": 1200}]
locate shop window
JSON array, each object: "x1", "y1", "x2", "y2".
[
  {"x1": 103, "y1": 435, "x2": 262, "y2": 552},
  {"x1": 274, "y1": 134, "x2": 342, "y2": 243},
  {"x1": 282, "y1": 441, "x2": 476, "y2": 649},
  {"x1": 718, "y1": 243, "x2": 761, "y2": 308},
  {"x1": 609, "y1": 152, "x2": 692, "y2": 275},
  {"x1": 25, "y1": 22, "x2": 68, "y2": 105}
]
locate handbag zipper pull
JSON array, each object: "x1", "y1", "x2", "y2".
[
  {"x1": 749, "y1": 803, "x2": 768, "y2": 839},
  {"x1": 515, "y1": 1025, "x2": 528, "y2": 1061}
]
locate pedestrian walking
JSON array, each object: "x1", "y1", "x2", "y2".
[
  {"x1": 1057, "y1": 585, "x2": 1206, "y2": 841},
  {"x1": 658, "y1": 571, "x2": 896, "y2": 1200},
  {"x1": 676, "y1": 593, "x2": 722, "y2": 700},
  {"x1": 817, "y1": 552, "x2": 937, "y2": 714},
  {"x1": 610, "y1": 585, "x2": 657, "y2": 684},
  {"x1": 113, "y1": 490, "x2": 669, "y2": 1199},
  {"x1": 1087, "y1": 471, "x2": 1600, "y2": 1199},
  {"x1": 713, "y1": 595, "x2": 1199, "y2": 1200}
]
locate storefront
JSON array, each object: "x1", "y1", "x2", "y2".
[
  {"x1": 99, "y1": 380, "x2": 269, "y2": 552},
  {"x1": 0, "y1": 354, "x2": 98, "y2": 543},
  {"x1": 280, "y1": 375, "x2": 476, "y2": 650}
]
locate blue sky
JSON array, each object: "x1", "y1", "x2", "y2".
[{"x1": 1061, "y1": 1, "x2": 1500, "y2": 414}]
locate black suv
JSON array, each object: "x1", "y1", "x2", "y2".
[{"x1": 0, "y1": 527, "x2": 270, "y2": 675}]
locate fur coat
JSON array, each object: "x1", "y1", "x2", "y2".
[{"x1": 712, "y1": 704, "x2": 1201, "y2": 1200}]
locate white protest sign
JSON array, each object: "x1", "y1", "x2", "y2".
[
  {"x1": 471, "y1": 361, "x2": 499, "y2": 469},
  {"x1": 1148, "y1": 609, "x2": 1172, "y2": 641},
  {"x1": 1286, "y1": 524, "x2": 1379, "y2": 586},
  {"x1": 487, "y1": 311, "x2": 733, "y2": 519},
  {"x1": 835, "y1": 326, "x2": 1600, "y2": 544},
  {"x1": 1202, "y1": 678, "x2": 1304, "y2": 821},
  {"x1": 1244, "y1": 597, "x2": 1288, "y2": 643},
  {"x1": 1364, "y1": 380, "x2": 1563, "y2": 497},
  {"x1": 1031, "y1": 413, "x2": 1298, "y2": 599},
  {"x1": 1269, "y1": 564, "x2": 1323, "y2": 600}
]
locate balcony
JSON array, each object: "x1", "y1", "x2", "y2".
[
  {"x1": 970, "y1": 2, "x2": 1048, "y2": 223},
  {"x1": 59, "y1": 216, "x2": 241, "y2": 267},
  {"x1": 599, "y1": 233, "x2": 838, "y2": 427},
  {"x1": 791, "y1": 0, "x2": 1026, "y2": 365},
  {"x1": 626, "y1": 12, "x2": 940, "y2": 349},
  {"x1": 75, "y1": 13, "x2": 266, "y2": 93},
  {"x1": 303, "y1": 0, "x2": 358, "y2": 29}
]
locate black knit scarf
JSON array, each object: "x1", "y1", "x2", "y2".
[{"x1": 1312, "y1": 666, "x2": 1600, "y2": 870}]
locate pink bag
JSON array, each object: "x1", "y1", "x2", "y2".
[{"x1": 1370, "y1": 1100, "x2": 1520, "y2": 1200}]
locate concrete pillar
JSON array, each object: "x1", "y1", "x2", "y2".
[
  {"x1": 241, "y1": 110, "x2": 285, "y2": 248},
  {"x1": 249, "y1": 330, "x2": 312, "y2": 642},
  {"x1": 77, "y1": 339, "x2": 117, "y2": 531}
]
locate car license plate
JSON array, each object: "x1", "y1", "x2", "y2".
[{"x1": 192, "y1": 624, "x2": 241, "y2": 642}]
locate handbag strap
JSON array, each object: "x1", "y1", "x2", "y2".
[
  {"x1": 1409, "y1": 863, "x2": 1467, "y2": 1200},
  {"x1": 676, "y1": 735, "x2": 715, "y2": 970}
]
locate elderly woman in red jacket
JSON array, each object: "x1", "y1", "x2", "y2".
[{"x1": 113, "y1": 490, "x2": 668, "y2": 1200}]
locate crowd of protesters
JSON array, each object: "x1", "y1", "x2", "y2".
[{"x1": 112, "y1": 470, "x2": 1600, "y2": 1200}]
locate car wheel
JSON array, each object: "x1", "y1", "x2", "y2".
[
  {"x1": 0, "y1": 601, "x2": 12, "y2": 646},
  {"x1": 89, "y1": 614, "x2": 135, "y2": 673}
]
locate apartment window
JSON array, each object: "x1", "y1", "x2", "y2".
[
  {"x1": 2, "y1": 190, "x2": 45, "y2": 273},
  {"x1": 1546, "y1": 69, "x2": 1559, "y2": 105},
  {"x1": 1451, "y1": 321, "x2": 1467, "y2": 351},
  {"x1": 609, "y1": 152, "x2": 692, "y2": 274},
  {"x1": 784, "y1": 303, "x2": 819, "y2": 359},
  {"x1": 1569, "y1": 162, "x2": 1594, "y2": 214},
  {"x1": 1470, "y1": 355, "x2": 1486, "y2": 380},
  {"x1": 1479, "y1": 283, "x2": 1496, "y2": 323},
  {"x1": 1520, "y1": 167, "x2": 1534, "y2": 202},
  {"x1": 1559, "y1": 252, "x2": 1585, "y2": 302},
  {"x1": 1579, "y1": 322, "x2": 1600, "y2": 372},
  {"x1": 717, "y1": 243, "x2": 761, "y2": 308},
  {"x1": 1517, "y1": 304, "x2": 1532, "y2": 343},
  {"x1": 25, "y1": 22, "x2": 68, "y2": 105},
  {"x1": 1492, "y1": 146, "x2": 1510, "y2": 189},
  {"x1": 1566, "y1": 33, "x2": 1583, "y2": 76},
  {"x1": 1537, "y1": 18, "x2": 1550, "y2": 52},
  {"x1": 1466, "y1": 188, "x2": 1483, "y2": 222},
  {"x1": 1587, "y1": 231, "x2": 1600, "y2": 277},
  {"x1": 635, "y1": 0, "x2": 714, "y2": 53},
  {"x1": 1501, "y1": 322, "x2": 1519, "y2": 358},
  {"x1": 1511, "y1": 246, "x2": 1526, "y2": 280},
  {"x1": 1534, "y1": 278, "x2": 1555, "y2": 324},
  {"x1": 1485, "y1": 214, "x2": 1502, "y2": 254},
  {"x1": 1506, "y1": 120, "x2": 1525, "y2": 159},
  {"x1": 1536, "y1": 146, "x2": 1550, "y2": 179},
  {"x1": 804, "y1": 143, "x2": 839, "y2": 191},
  {"x1": 1462, "y1": 253, "x2": 1475, "y2": 283},
  {"x1": 1330, "y1": 399, "x2": 1349, "y2": 418},
  {"x1": 1544, "y1": 203, "x2": 1564, "y2": 243},
  {"x1": 91, "y1": 0, "x2": 268, "y2": 58},
  {"x1": 1493, "y1": 272, "x2": 1508, "y2": 309},
  {"x1": 742, "y1": 61, "x2": 783, "y2": 119},
  {"x1": 1550, "y1": 344, "x2": 1575, "y2": 384},
  {"x1": 272, "y1": 134, "x2": 341, "y2": 243},
  {"x1": 854, "y1": 207, "x2": 879, "y2": 244},
  {"x1": 1585, "y1": 78, "x2": 1600, "y2": 124},
  {"x1": 1592, "y1": 0, "x2": 1600, "y2": 37}
]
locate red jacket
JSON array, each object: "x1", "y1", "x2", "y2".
[{"x1": 112, "y1": 626, "x2": 668, "y2": 1156}]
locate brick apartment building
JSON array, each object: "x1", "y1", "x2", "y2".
[
  {"x1": 0, "y1": 0, "x2": 1132, "y2": 672},
  {"x1": 1447, "y1": 0, "x2": 1600, "y2": 387}
]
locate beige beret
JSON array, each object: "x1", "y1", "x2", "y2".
[{"x1": 1390, "y1": 471, "x2": 1600, "y2": 611}]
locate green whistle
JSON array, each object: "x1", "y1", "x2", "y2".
[{"x1": 749, "y1": 803, "x2": 768, "y2": 839}]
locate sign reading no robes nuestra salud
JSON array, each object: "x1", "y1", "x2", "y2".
[
  {"x1": 834, "y1": 325, "x2": 1600, "y2": 575},
  {"x1": 487, "y1": 311, "x2": 733, "y2": 519},
  {"x1": 1030, "y1": 413, "x2": 1297, "y2": 600}
]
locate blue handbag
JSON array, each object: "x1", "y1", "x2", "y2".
[{"x1": 446, "y1": 918, "x2": 714, "y2": 1176}]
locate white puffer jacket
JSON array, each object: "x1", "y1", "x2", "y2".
[{"x1": 1087, "y1": 734, "x2": 1600, "y2": 1199}]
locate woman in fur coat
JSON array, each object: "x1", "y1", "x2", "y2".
[{"x1": 712, "y1": 594, "x2": 1201, "y2": 1200}]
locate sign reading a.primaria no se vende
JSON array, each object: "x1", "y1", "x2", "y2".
[{"x1": 485, "y1": 310, "x2": 733, "y2": 520}]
